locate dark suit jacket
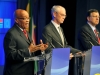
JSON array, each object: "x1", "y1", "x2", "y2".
[
  {"x1": 42, "y1": 22, "x2": 80, "y2": 55},
  {"x1": 78, "y1": 24, "x2": 100, "y2": 51},
  {"x1": 3, "y1": 23, "x2": 41, "y2": 75}
]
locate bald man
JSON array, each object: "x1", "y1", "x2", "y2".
[{"x1": 3, "y1": 9, "x2": 48, "y2": 75}]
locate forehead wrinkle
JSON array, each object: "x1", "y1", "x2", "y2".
[
  {"x1": 15, "y1": 9, "x2": 22, "y2": 18},
  {"x1": 15, "y1": 9, "x2": 29, "y2": 18}
]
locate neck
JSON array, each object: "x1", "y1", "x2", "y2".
[{"x1": 52, "y1": 19, "x2": 60, "y2": 25}]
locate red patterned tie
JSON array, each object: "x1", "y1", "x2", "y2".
[
  {"x1": 94, "y1": 29, "x2": 100, "y2": 44},
  {"x1": 23, "y1": 29, "x2": 28, "y2": 39}
]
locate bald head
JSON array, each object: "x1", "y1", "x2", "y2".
[
  {"x1": 14, "y1": 9, "x2": 29, "y2": 19},
  {"x1": 14, "y1": 9, "x2": 30, "y2": 29}
]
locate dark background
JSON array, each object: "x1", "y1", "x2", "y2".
[
  {"x1": 45, "y1": 0, "x2": 100, "y2": 49},
  {"x1": 1, "y1": 0, "x2": 100, "y2": 75},
  {"x1": 17, "y1": 0, "x2": 100, "y2": 48},
  {"x1": 46, "y1": 0, "x2": 77, "y2": 47}
]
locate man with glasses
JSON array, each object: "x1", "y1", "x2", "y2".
[
  {"x1": 42, "y1": 5, "x2": 83, "y2": 75},
  {"x1": 77, "y1": 9, "x2": 100, "y2": 75},
  {"x1": 3, "y1": 9, "x2": 48, "y2": 75}
]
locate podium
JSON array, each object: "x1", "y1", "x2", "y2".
[
  {"x1": 24, "y1": 55, "x2": 45, "y2": 62},
  {"x1": 83, "y1": 46, "x2": 100, "y2": 75},
  {"x1": 24, "y1": 55, "x2": 45, "y2": 73},
  {"x1": 44, "y1": 48, "x2": 70, "y2": 75}
]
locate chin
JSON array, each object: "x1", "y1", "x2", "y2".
[
  {"x1": 24, "y1": 27, "x2": 29, "y2": 30},
  {"x1": 26, "y1": 26, "x2": 29, "y2": 29},
  {"x1": 61, "y1": 22, "x2": 64, "y2": 24},
  {"x1": 26, "y1": 27, "x2": 28, "y2": 29}
]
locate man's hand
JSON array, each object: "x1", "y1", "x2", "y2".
[
  {"x1": 38, "y1": 39, "x2": 48, "y2": 51},
  {"x1": 28, "y1": 41, "x2": 40, "y2": 53},
  {"x1": 70, "y1": 53, "x2": 74, "y2": 60},
  {"x1": 28, "y1": 39, "x2": 48, "y2": 53},
  {"x1": 76, "y1": 52, "x2": 85, "y2": 57},
  {"x1": 76, "y1": 51, "x2": 82, "y2": 54}
]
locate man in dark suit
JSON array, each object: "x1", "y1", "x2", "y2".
[
  {"x1": 3, "y1": 9, "x2": 48, "y2": 75},
  {"x1": 77, "y1": 9, "x2": 100, "y2": 75},
  {"x1": 42, "y1": 5, "x2": 83, "y2": 75},
  {"x1": 78, "y1": 9, "x2": 100, "y2": 51}
]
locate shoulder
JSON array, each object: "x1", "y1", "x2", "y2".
[
  {"x1": 43, "y1": 22, "x2": 54, "y2": 30},
  {"x1": 5, "y1": 25, "x2": 20, "y2": 38},
  {"x1": 79, "y1": 24, "x2": 90, "y2": 31}
]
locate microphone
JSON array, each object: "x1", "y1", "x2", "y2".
[
  {"x1": 82, "y1": 32, "x2": 94, "y2": 46},
  {"x1": 82, "y1": 31, "x2": 98, "y2": 46},
  {"x1": 43, "y1": 33, "x2": 83, "y2": 59},
  {"x1": 42, "y1": 33, "x2": 55, "y2": 68},
  {"x1": 42, "y1": 34, "x2": 55, "y2": 48},
  {"x1": 46, "y1": 33, "x2": 64, "y2": 47}
]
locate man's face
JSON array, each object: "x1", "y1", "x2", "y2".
[
  {"x1": 54, "y1": 8, "x2": 66, "y2": 24},
  {"x1": 87, "y1": 12, "x2": 99, "y2": 26},
  {"x1": 15, "y1": 11, "x2": 30, "y2": 29}
]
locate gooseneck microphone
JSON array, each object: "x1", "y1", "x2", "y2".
[
  {"x1": 82, "y1": 32, "x2": 94, "y2": 46},
  {"x1": 82, "y1": 31, "x2": 99, "y2": 45},
  {"x1": 42, "y1": 33, "x2": 56, "y2": 69},
  {"x1": 42, "y1": 34, "x2": 55, "y2": 48},
  {"x1": 44, "y1": 33, "x2": 64, "y2": 47}
]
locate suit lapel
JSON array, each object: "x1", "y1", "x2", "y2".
[
  {"x1": 15, "y1": 24, "x2": 31, "y2": 44},
  {"x1": 50, "y1": 23, "x2": 64, "y2": 47},
  {"x1": 27, "y1": 33, "x2": 32, "y2": 43},
  {"x1": 20, "y1": 33, "x2": 31, "y2": 44},
  {"x1": 87, "y1": 24, "x2": 98, "y2": 42}
]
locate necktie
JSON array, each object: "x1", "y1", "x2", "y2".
[
  {"x1": 58, "y1": 27, "x2": 64, "y2": 46},
  {"x1": 23, "y1": 29, "x2": 28, "y2": 39},
  {"x1": 94, "y1": 29, "x2": 100, "y2": 44}
]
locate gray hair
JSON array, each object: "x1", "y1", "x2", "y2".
[{"x1": 51, "y1": 5, "x2": 64, "y2": 14}]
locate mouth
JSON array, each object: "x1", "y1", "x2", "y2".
[
  {"x1": 25, "y1": 23, "x2": 29, "y2": 27},
  {"x1": 26, "y1": 23, "x2": 29, "y2": 24},
  {"x1": 25, "y1": 23, "x2": 29, "y2": 26}
]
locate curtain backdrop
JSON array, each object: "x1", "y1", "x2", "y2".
[
  {"x1": 17, "y1": 0, "x2": 46, "y2": 44},
  {"x1": 75, "y1": 0, "x2": 100, "y2": 49},
  {"x1": 17, "y1": 0, "x2": 46, "y2": 75}
]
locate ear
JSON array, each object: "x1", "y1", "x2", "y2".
[
  {"x1": 15, "y1": 19, "x2": 18, "y2": 23},
  {"x1": 53, "y1": 12, "x2": 56, "y2": 18},
  {"x1": 87, "y1": 16, "x2": 90, "y2": 21}
]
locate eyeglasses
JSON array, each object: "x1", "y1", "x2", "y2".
[
  {"x1": 17, "y1": 17, "x2": 30, "y2": 20},
  {"x1": 56, "y1": 12, "x2": 66, "y2": 17}
]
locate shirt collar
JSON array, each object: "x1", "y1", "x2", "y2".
[
  {"x1": 51, "y1": 20, "x2": 60, "y2": 29},
  {"x1": 87, "y1": 22, "x2": 96, "y2": 31},
  {"x1": 16, "y1": 24, "x2": 23, "y2": 31}
]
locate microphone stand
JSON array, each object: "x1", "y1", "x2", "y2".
[{"x1": 41, "y1": 34, "x2": 56, "y2": 75}]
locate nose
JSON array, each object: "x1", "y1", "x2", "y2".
[{"x1": 26, "y1": 19, "x2": 30, "y2": 22}]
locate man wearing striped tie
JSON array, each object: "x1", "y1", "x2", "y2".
[
  {"x1": 78, "y1": 9, "x2": 100, "y2": 75},
  {"x1": 42, "y1": 5, "x2": 83, "y2": 75}
]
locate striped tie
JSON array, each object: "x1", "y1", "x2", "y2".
[
  {"x1": 94, "y1": 29, "x2": 100, "y2": 44},
  {"x1": 58, "y1": 27, "x2": 64, "y2": 46}
]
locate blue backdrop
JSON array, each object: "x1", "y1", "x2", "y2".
[{"x1": 0, "y1": 0, "x2": 17, "y2": 75}]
